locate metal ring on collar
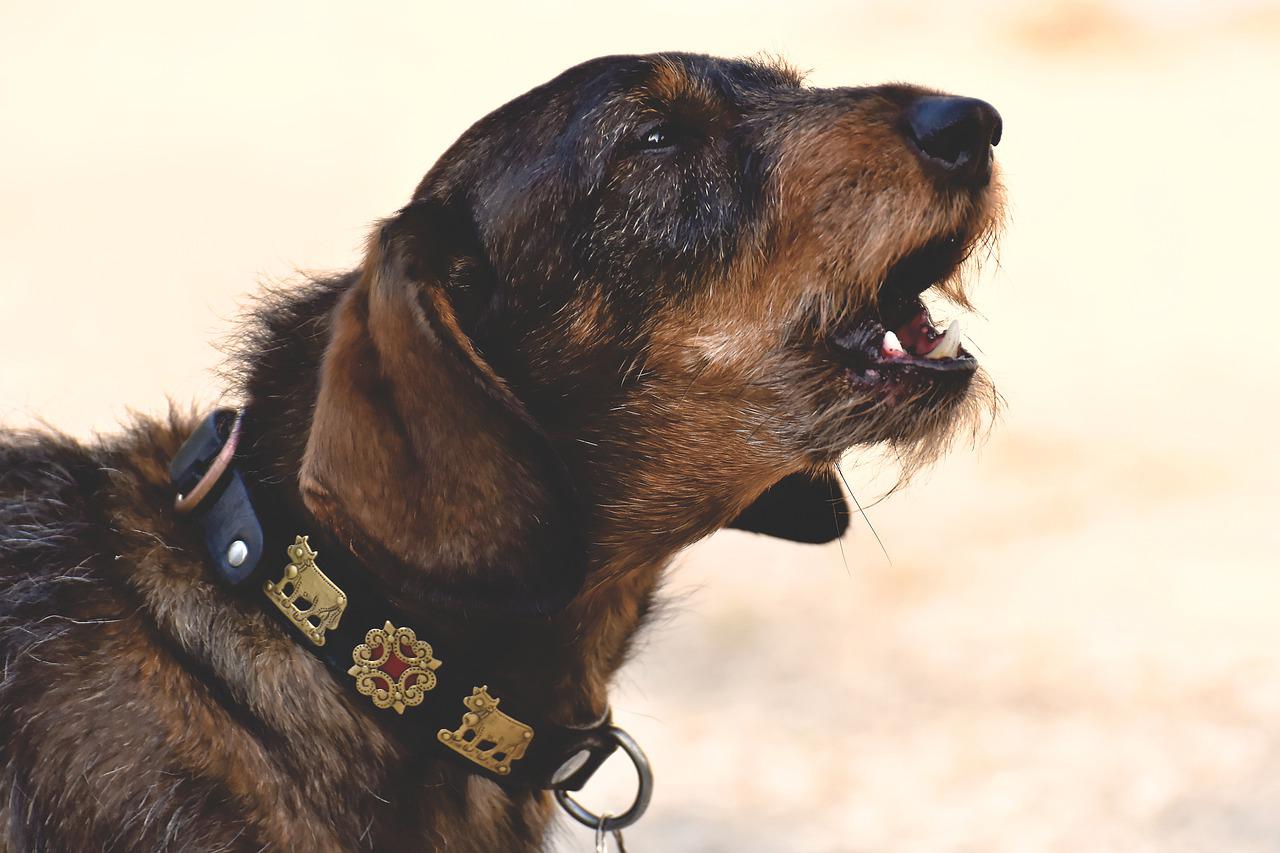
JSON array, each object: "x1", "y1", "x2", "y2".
[{"x1": 554, "y1": 726, "x2": 653, "y2": 832}]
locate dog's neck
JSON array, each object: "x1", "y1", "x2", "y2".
[{"x1": 233, "y1": 274, "x2": 754, "y2": 724}]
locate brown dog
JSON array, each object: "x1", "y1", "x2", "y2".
[{"x1": 0, "y1": 53, "x2": 1002, "y2": 851}]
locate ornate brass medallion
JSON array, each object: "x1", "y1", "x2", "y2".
[
  {"x1": 347, "y1": 621, "x2": 442, "y2": 714},
  {"x1": 437, "y1": 686, "x2": 534, "y2": 775},
  {"x1": 263, "y1": 535, "x2": 347, "y2": 646}
]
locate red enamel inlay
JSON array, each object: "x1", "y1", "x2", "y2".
[
  {"x1": 381, "y1": 654, "x2": 410, "y2": 680},
  {"x1": 364, "y1": 639, "x2": 422, "y2": 687}
]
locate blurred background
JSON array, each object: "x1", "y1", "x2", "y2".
[{"x1": 2, "y1": 1, "x2": 1278, "y2": 850}]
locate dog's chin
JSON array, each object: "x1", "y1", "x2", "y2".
[{"x1": 796, "y1": 363, "x2": 981, "y2": 469}]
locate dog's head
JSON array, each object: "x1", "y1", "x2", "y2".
[{"x1": 296, "y1": 53, "x2": 1004, "y2": 609}]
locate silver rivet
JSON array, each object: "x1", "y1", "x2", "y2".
[{"x1": 226, "y1": 540, "x2": 249, "y2": 567}]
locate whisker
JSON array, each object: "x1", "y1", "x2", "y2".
[
  {"x1": 836, "y1": 464, "x2": 893, "y2": 568},
  {"x1": 832, "y1": 497, "x2": 852, "y2": 580}
]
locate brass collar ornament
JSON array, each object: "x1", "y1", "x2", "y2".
[
  {"x1": 437, "y1": 686, "x2": 534, "y2": 775},
  {"x1": 264, "y1": 536, "x2": 522, "y2": 769},
  {"x1": 264, "y1": 536, "x2": 347, "y2": 646},
  {"x1": 169, "y1": 408, "x2": 653, "y2": 836},
  {"x1": 348, "y1": 620, "x2": 442, "y2": 715}
]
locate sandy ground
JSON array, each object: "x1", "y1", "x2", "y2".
[{"x1": 3, "y1": 1, "x2": 1279, "y2": 850}]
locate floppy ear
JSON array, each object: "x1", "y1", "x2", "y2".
[
  {"x1": 299, "y1": 200, "x2": 583, "y2": 613},
  {"x1": 727, "y1": 469, "x2": 850, "y2": 544}
]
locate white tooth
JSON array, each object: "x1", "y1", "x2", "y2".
[
  {"x1": 881, "y1": 330, "x2": 906, "y2": 357},
  {"x1": 925, "y1": 321, "x2": 962, "y2": 360}
]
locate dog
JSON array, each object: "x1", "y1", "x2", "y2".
[{"x1": 0, "y1": 53, "x2": 1003, "y2": 851}]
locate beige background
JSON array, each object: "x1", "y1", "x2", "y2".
[{"x1": 3, "y1": 1, "x2": 1279, "y2": 850}]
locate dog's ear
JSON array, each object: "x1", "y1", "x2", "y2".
[
  {"x1": 727, "y1": 469, "x2": 850, "y2": 544},
  {"x1": 299, "y1": 199, "x2": 582, "y2": 613}
]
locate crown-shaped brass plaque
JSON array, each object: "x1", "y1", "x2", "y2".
[
  {"x1": 263, "y1": 535, "x2": 347, "y2": 646},
  {"x1": 437, "y1": 686, "x2": 534, "y2": 775}
]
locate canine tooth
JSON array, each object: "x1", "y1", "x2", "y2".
[
  {"x1": 925, "y1": 321, "x2": 962, "y2": 360},
  {"x1": 882, "y1": 331, "x2": 906, "y2": 357}
]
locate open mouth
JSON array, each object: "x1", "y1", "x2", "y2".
[{"x1": 827, "y1": 232, "x2": 978, "y2": 383}]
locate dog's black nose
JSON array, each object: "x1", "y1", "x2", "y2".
[{"x1": 905, "y1": 96, "x2": 1002, "y2": 182}]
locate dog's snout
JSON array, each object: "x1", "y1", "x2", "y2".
[{"x1": 904, "y1": 96, "x2": 1002, "y2": 182}]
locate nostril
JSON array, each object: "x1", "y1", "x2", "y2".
[{"x1": 905, "y1": 96, "x2": 1002, "y2": 174}]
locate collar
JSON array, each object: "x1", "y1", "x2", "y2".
[{"x1": 167, "y1": 408, "x2": 630, "y2": 796}]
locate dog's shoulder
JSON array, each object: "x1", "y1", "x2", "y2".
[
  {"x1": 0, "y1": 426, "x2": 111, "y2": 590},
  {"x1": 0, "y1": 415, "x2": 191, "y2": 671},
  {"x1": 0, "y1": 415, "x2": 295, "y2": 851},
  {"x1": 0, "y1": 410, "x2": 196, "y2": 575}
]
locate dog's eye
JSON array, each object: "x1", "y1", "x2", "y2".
[{"x1": 635, "y1": 123, "x2": 676, "y2": 151}]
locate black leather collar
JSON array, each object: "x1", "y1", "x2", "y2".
[{"x1": 169, "y1": 409, "x2": 618, "y2": 793}]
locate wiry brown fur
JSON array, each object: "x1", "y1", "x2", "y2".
[{"x1": 0, "y1": 53, "x2": 1003, "y2": 851}]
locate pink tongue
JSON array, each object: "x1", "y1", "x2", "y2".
[{"x1": 896, "y1": 309, "x2": 941, "y2": 356}]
